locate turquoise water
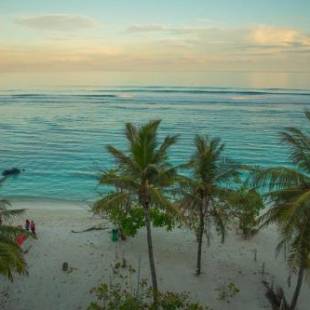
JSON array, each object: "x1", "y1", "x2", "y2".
[{"x1": 0, "y1": 86, "x2": 309, "y2": 201}]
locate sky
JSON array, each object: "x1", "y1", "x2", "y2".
[{"x1": 0, "y1": 0, "x2": 309, "y2": 88}]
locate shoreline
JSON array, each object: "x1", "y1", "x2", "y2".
[{"x1": 5, "y1": 197, "x2": 92, "y2": 211}]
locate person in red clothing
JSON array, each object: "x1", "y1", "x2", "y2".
[
  {"x1": 16, "y1": 233, "x2": 27, "y2": 246},
  {"x1": 16, "y1": 225, "x2": 27, "y2": 247},
  {"x1": 30, "y1": 220, "x2": 36, "y2": 235}
]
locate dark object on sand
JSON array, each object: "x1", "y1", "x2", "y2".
[
  {"x1": 71, "y1": 225, "x2": 108, "y2": 233},
  {"x1": 112, "y1": 228, "x2": 119, "y2": 242},
  {"x1": 62, "y1": 262, "x2": 69, "y2": 272},
  {"x1": 2, "y1": 167, "x2": 21, "y2": 177}
]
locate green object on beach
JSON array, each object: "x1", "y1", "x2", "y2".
[{"x1": 112, "y1": 228, "x2": 119, "y2": 242}]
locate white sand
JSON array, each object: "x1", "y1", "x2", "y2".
[{"x1": 0, "y1": 198, "x2": 309, "y2": 310}]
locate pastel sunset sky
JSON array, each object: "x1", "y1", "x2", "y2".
[{"x1": 0, "y1": 0, "x2": 309, "y2": 88}]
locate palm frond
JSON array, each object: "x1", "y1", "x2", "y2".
[
  {"x1": 257, "y1": 204, "x2": 290, "y2": 228},
  {"x1": 149, "y1": 186, "x2": 179, "y2": 216},
  {"x1": 125, "y1": 122, "x2": 138, "y2": 145},
  {"x1": 106, "y1": 145, "x2": 140, "y2": 172},
  {"x1": 251, "y1": 167, "x2": 308, "y2": 191},
  {"x1": 93, "y1": 192, "x2": 131, "y2": 214},
  {"x1": 100, "y1": 170, "x2": 138, "y2": 190},
  {"x1": 255, "y1": 111, "x2": 310, "y2": 281},
  {"x1": 210, "y1": 206, "x2": 226, "y2": 243},
  {"x1": 155, "y1": 166, "x2": 177, "y2": 187},
  {"x1": 280, "y1": 122, "x2": 310, "y2": 172},
  {"x1": 0, "y1": 240, "x2": 27, "y2": 281},
  {"x1": 154, "y1": 135, "x2": 178, "y2": 162}
]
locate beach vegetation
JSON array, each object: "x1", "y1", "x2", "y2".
[
  {"x1": 253, "y1": 110, "x2": 310, "y2": 310},
  {"x1": 89, "y1": 256, "x2": 208, "y2": 309},
  {"x1": 216, "y1": 282, "x2": 240, "y2": 303},
  {"x1": 177, "y1": 135, "x2": 241, "y2": 275},
  {"x1": 93, "y1": 120, "x2": 179, "y2": 307},
  {"x1": 0, "y1": 180, "x2": 27, "y2": 280},
  {"x1": 228, "y1": 186, "x2": 264, "y2": 238},
  {"x1": 89, "y1": 280, "x2": 208, "y2": 310}
]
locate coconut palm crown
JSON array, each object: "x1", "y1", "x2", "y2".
[
  {"x1": 178, "y1": 134, "x2": 241, "y2": 275},
  {"x1": 254, "y1": 111, "x2": 310, "y2": 310},
  {"x1": 93, "y1": 120, "x2": 178, "y2": 307}
]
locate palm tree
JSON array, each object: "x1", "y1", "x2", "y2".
[
  {"x1": 254, "y1": 111, "x2": 310, "y2": 310},
  {"x1": 93, "y1": 120, "x2": 178, "y2": 307},
  {"x1": 0, "y1": 178, "x2": 27, "y2": 280},
  {"x1": 178, "y1": 135, "x2": 240, "y2": 275}
]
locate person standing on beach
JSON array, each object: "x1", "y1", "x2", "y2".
[
  {"x1": 25, "y1": 219, "x2": 30, "y2": 231},
  {"x1": 30, "y1": 220, "x2": 36, "y2": 235}
]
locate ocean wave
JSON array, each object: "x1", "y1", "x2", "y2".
[
  {"x1": 1, "y1": 87, "x2": 309, "y2": 98},
  {"x1": 90, "y1": 88, "x2": 310, "y2": 96}
]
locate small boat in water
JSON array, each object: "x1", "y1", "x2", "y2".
[{"x1": 2, "y1": 167, "x2": 21, "y2": 177}]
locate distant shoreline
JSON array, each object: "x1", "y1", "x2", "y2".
[{"x1": 5, "y1": 196, "x2": 92, "y2": 211}]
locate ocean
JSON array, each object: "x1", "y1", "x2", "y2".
[{"x1": 0, "y1": 86, "x2": 309, "y2": 201}]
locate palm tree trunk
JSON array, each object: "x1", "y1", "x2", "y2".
[
  {"x1": 196, "y1": 205, "x2": 205, "y2": 276},
  {"x1": 143, "y1": 201, "x2": 159, "y2": 307},
  {"x1": 290, "y1": 263, "x2": 305, "y2": 310}
]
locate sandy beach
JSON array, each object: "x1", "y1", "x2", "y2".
[{"x1": 0, "y1": 198, "x2": 309, "y2": 310}]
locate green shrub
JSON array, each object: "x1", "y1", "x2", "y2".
[
  {"x1": 230, "y1": 187, "x2": 264, "y2": 238},
  {"x1": 216, "y1": 282, "x2": 240, "y2": 303},
  {"x1": 89, "y1": 281, "x2": 210, "y2": 310}
]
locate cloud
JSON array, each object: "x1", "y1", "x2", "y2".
[
  {"x1": 1, "y1": 23, "x2": 310, "y2": 73},
  {"x1": 15, "y1": 14, "x2": 98, "y2": 31},
  {"x1": 126, "y1": 24, "x2": 214, "y2": 35},
  {"x1": 127, "y1": 23, "x2": 310, "y2": 50},
  {"x1": 249, "y1": 25, "x2": 310, "y2": 48},
  {"x1": 127, "y1": 25, "x2": 168, "y2": 33}
]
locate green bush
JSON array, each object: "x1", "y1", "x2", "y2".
[
  {"x1": 89, "y1": 281, "x2": 210, "y2": 310},
  {"x1": 216, "y1": 282, "x2": 240, "y2": 303},
  {"x1": 230, "y1": 187, "x2": 264, "y2": 238},
  {"x1": 96, "y1": 196, "x2": 176, "y2": 239}
]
